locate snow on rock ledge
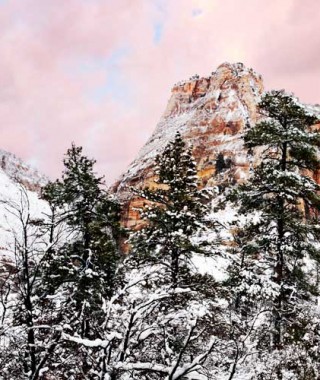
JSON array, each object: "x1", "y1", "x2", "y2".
[{"x1": 112, "y1": 62, "x2": 264, "y2": 228}]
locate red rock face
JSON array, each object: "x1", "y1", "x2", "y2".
[
  {"x1": 111, "y1": 63, "x2": 260, "y2": 226},
  {"x1": 111, "y1": 62, "x2": 319, "y2": 229}
]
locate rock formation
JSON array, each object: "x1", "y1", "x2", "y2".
[
  {"x1": 112, "y1": 62, "x2": 266, "y2": 228},
  {"x1": 113, "y1": 62, "x2": 320, "y2": 229}
]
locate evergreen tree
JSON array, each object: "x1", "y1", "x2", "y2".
[
  {"x1": 36, "y1": 144, "x2": 123, "y2": 377},
  {"x1": 59, "y1": 135, "x2": 226, "y2": 378},
  {"x1": 229, "y1": 90, "x2": 320, "y2": 371},
  {"x1": 44, "y1": 144, "x2": 107, "y2": 251},
  {"x1": 41, "y1": 144, "x2": 122, "y2": 339},
  {"x1": 130, "y1": 132, "x2": 212, "y2": 288},
  {"x1": 58, "y1": 135, "x2": 242, "y2": 380}
]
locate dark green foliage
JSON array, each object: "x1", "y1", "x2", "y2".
[
  {"x1": 130, "y1": 132, "x2": 212, "y2": 288},
  {"x1": 41, "y1": 144, "x2": 122, "y2": 336},
  {"x1": 229, "y1": 90, "x2": 320, "y2": 352},
  {"x1": 43, "y1": 144, "x2": 113, "y2": 247}
]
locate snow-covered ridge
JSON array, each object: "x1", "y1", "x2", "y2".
[
  {"x1": 0, "y1": 167, "x2": 49, "y2": 265},
  {"x1": 0, "y1": 149, "x2": 48, "y2": 192},
  {"x1": 0, "y1": 151, "x2": 49, "y2": 265}
]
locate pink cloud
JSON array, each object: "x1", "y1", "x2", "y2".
[{"x1": 0, "y1": 0, "x2": 318, "y2": 183}]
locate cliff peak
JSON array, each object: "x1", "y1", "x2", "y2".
[{"x1": 112, "y1": 62, "x2": 265, "y2": 228}]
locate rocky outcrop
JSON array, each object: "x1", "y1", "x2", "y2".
[
  {"x1": 112, "y1": 63, "x2": 264, "y2": 228},
  {"x1": 112, "y1": 62, "x2": 320, "y2": 229}
]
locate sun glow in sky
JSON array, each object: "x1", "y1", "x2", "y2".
[{"x1": 0, "y1": 0, "x2": 320, "y2": 183}]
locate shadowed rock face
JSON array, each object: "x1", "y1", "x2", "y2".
[{"x1": 111, "y1": 62, "x2": 319, "y2": 229}]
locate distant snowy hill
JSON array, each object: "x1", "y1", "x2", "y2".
[
  {"x1": 0, "y1": 152, "x2": 49, "y2": 269},
  {"x1": 0, "y1": 149, "x2": 47, "y2": 192}
]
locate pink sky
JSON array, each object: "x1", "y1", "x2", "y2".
[{"x1": 0, "y1": 0, "x2": 319, "y2": 183}]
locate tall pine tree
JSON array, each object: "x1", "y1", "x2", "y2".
[
  {"x1": 41, "y1": 144, "x2": 122, "y2": 338},
  {"x1": 60, "y1": 134, "x2": 225, "y2": 380},
  {"x1": 229, "y1": 90, "x2": 320, "y2": 375},
  {"x1": 130, "y1": 132, "x2": 212, "y2": 288}
]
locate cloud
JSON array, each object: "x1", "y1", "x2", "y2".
[
  {"x1": 252, "y1": 0, "x2": 320, "y2": 102},
  {"x1": 0, "y1": 0, "x2": 318, "y2": 183},
  {"x1": 192, "y1": 8, "x2": 203, "y2": 17}
]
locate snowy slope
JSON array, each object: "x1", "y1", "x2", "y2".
[{"x1": 0, "y1": 164, "x2": 49, "y2": 266}]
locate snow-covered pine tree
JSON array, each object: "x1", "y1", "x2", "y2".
[
  {"x1": 229, "y1": 90, "x2": 320, "y2": 378},
  {"x1": 44, "y1": 143, "x2": 109, "y2": 250},
  {"x1": 88, "y1": 132, "x2": 231, "y2": 379},
  {"x1": 40, "y1": 144, "x2": 123, "y2": 377},
  {"x1": 43, "y1": 143, "x2": 122, "y2": 310},
  {"x1": 130, "y1": 131, "x2": 211, "y2": 288}
]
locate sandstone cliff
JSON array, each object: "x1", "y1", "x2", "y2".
[{"x1": 112, "y1": 62, "x2": 320, "y2": 229}]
